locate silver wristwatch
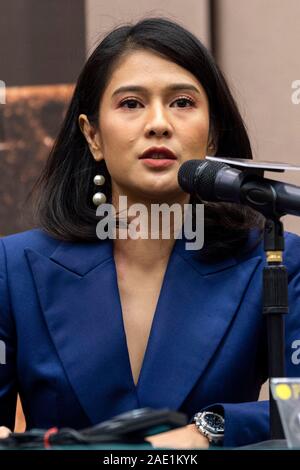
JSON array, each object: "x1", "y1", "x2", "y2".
[{"x1": 193, "y1": 411, "x2": 224, "y2": 446}]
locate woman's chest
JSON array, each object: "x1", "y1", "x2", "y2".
[{"x1": 115, "y1": 263, "x2": 167, "y2": 385}]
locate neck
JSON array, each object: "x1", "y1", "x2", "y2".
[{"x1": 111, "y1": 190, "x2": 190, "y2": 270}]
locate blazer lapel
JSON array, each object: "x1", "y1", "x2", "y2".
[
  {"x1": 25, "y1": 233, "x2": 263, "y2": 423},
  {"x1": 25, "y1": 239, "x2": 139, "y2": 425},
  {"x1": 136, "y1": 236, "x2": 263, "y2": 410}
]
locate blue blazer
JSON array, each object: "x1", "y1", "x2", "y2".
[{"x1": 0, "y1": 228, "x2": 300, "y2": 447}]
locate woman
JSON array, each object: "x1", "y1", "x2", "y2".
[{"x1": 0, "y1": 17, "x2": 300, "y2": 448}]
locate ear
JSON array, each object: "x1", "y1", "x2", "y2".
[
  {"x1": 206, "y1": 126, "x2": 218, "y2": 156},
  {"x1": 78, "y1": 114, "x2": 104, "y2": 161},
  {"x1": 207, "y1": 140, "x2": 216, "y2": 155}
]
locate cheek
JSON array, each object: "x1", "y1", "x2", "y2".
[
  {"x1": 99, "y1": 124, "x2": 137, "y2": 179},
  {"x1": 181, "y1": 116, "x2": 209, "y2": 151},
  {"x1": 100, "y1": 115, "x2": 139, "y2": 154}
]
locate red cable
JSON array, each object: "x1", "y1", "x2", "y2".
[{"x1": 43, "y1": 427, "x2": 58, "y2": 449}]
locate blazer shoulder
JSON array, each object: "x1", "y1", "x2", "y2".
[
  {"x1": 0, "y1": 228, "x2": 60, "y2": 262},
  {"x1": 284, "y1": 231, "x2": 300, "y2": 278}
]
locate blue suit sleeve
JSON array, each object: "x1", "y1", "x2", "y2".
[
  {"x1": 203, "y1": 242, "x2": 300, "y2": 447},
  {"x1": 0, "y1": 239, "x2": 17, "y2": 429},
  {"x1": 203, "y1": 401, "x2": 269, "y2": 447}
]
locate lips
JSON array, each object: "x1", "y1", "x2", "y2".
[{"x1": 139, "y1": 147, "x2": 177, "y2": 160}]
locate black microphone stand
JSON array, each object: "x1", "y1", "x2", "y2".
[
  {"x1": 241, "y1": 178, "x2": 288, "y2": 439},
  {"x1": 263, "y1": 218, "x2": 288, "y2": 439}
]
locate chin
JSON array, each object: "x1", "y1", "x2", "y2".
[{"x1": 135, "y1": 186, "x2": 182, "y2": 202}]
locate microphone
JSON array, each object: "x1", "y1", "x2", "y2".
[{"x1": 178, "y1": 159, "x2": 300, "y2": 217}]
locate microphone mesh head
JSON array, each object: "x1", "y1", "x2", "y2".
[
  {"x1": 178, "y1": 159, "x2": 227, "y2": 200},
  {"x1": 196, "y1": 160, "x2": 227, "y2": 200},
  {"x1": 178, "y1": 160, "x2": 206, "y2": 193}
]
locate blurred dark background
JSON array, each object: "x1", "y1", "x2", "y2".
[{"x1": 0, "y1": 0, "x2": 85, "y2": 235}]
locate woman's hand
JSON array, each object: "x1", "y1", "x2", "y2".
[
  {"x1": 145, "y1": 424, "x2": 209, "y2": 449},
  {"x1": 0, "y1": 426, "x2": 11, "y2": 438}
]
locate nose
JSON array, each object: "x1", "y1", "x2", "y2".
[{"x1": 144, "y1": 102, "x2": 172, "y2": 138}]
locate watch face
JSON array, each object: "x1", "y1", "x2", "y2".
[{"x1": 203, "y1": 412, "x2": 224, "y2": 434}]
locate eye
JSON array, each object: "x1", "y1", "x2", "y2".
[
  {"x1": 172, "y1": 96, "x2": 195, "y2": 108},
  {"x1": 119, "y1": 98, "x2": 143, "y2": 109}
]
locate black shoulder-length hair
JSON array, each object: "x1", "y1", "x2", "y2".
[{"x1": 32, "y1": 17, "x2": 264, "y2": 260}]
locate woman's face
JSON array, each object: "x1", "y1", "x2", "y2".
[{"x1": 84, "y1": 49, "x2": 211, "y2": 202}]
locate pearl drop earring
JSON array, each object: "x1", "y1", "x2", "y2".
[{"x1": 92, "y1": 174, "x2": 106, "y2": 206}]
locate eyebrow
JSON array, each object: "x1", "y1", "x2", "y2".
[{"x1": 111, "y1": 83, "x2": 201, "y2": 98}]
